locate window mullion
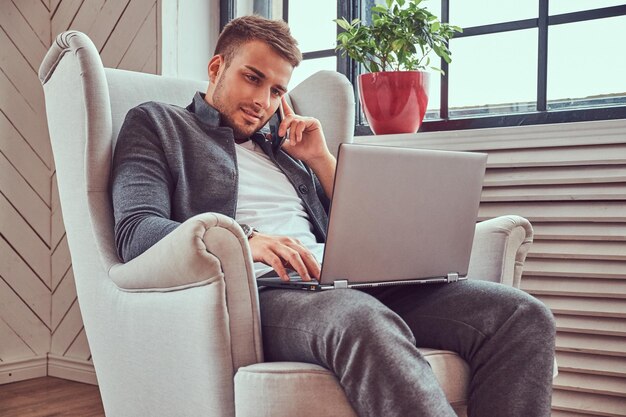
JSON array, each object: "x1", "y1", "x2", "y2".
[
  {"x1": 537, "y1": 0, "x2": 548, "y2": 112},
  {"x1": 440, "y1": 0, "x2": 450, "y2": 120}
]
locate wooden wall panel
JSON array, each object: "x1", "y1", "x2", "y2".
[
  {"x1": 357, "y1": 119, "x2": 626, "y2": 416},
  {"x1": 1, "y1": 0, "x2": 158, "y2": 384}
]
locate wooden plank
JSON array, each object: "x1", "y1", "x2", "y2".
[
  {"x1": 68, "y1": 0, "x2": 106, "y2": 34},
  {"x1": 552, "y1": 389, "x2": 626, "y2": 416},
  {"x1": 0, "y1": 279, "x2": 49, "y2": 355},
  {"x1": 12, "y1": 0, "x2": 51, "y2": 46},
  {"x1": 528, "y1": 241, "x2": 626, "y2": 261},
  {"x1": 485, "y1": 144, "x2": 626, "y2": 168},
  {"x1": 554, "y1": 315, "x2": 626, "y2": 337},
  {"x1": 522, "y1": 277, "x2": 626, "y2": 299},
  {"x1": 554, "y1": 371, "x2": 626, "y2": 397},
  {"x1": 51, "y1": 235, "x2": 71, "y2": 291},
  {"x1": 556, "y1": 351, "x2": 626, "y2": 378},
  {"x1": 0, "y1": 376, "x2": 104, "y2": 414},
  {"x1": 141, "y1": 47, "x2": 157, "y2": 74},
  {"x1": 0, "y1": 27, "x2": 46, "y2": 116},
  {"x1": 556, "y1": 332, "x2": 626, "y2": 357},
  {"x1": 0, "y1": 69, "x2": 52, "y2": 169},
  {"x1": 524, "y1": 258, "x2": 626, "y2": 280},
  {"x1": 88, "y1": 0, "x2": 131, "y2": 52},
  {"x1": 118, "y1": 2, "x2": 156, "y2": 72},
  {"x1": 478, "y1": 201, "x2": 626, "y2": 222},
  {"x1": 0, "y1": 153, "x2": 49, "y2": 242},
  {"x1": 0, "y1": 0, "x2": 47, "y2": 72},
  {"x1": 51, "y1": 0, "x2": 83, "y2": 39},
  {"x1": 50, "y1": 299, "x2": 84, "y2": 356},
  {"x1": 51, "y1": 269, "x2": 76, "y2": 332},
  {"x1": 51, "y1": 174, "x2": 66, "y2": 248},
  {"x1": 0, "y1": 112, "x2": 50, "y2": 203},
  {"x1": 63, "y1": 327, "x2": 91, "y2": 360},
  {"x1": 50, "y1": 0, "x2": 62, "y2": 15},
  {"x1": 484, "y1": 165, "x2": 626, "y2": 187},
  {"x1": 551, "y1": 410, "x2": 610, "y2": 417},
  {"x1": 0, "y1": 317, "x2": 34, "y2": 360},
  {"x1": 99, "y1": 0, "x2": 154, "y2": 68},
  {"x1": 0, "y1": 193, "x2": 50, "y2": 285},
  {"x1": 533, "y1": 223, "x2": 626, "y2": 242},
  {"x1": 0, "y1": 236, "x2": 51, "y2": 327},
  {"x1": 538, "y1": 295, "x2": 626, "y2": 319},
  {"x1": 481, "y1": 183, "x2": 626, "y2": 202}
]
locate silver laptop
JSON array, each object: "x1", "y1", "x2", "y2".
[{"x1": 256, "y1": 143, "x2": 487, "y2": 291}]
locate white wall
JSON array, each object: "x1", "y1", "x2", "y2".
[{"x1": 160, "y1": 0, "x2": 221, "y2": 80}]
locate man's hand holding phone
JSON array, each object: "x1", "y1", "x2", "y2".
[{"x1": 276, "y1": 96, "x2": 332, "y2": 166}]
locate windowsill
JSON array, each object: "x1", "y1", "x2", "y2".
[
  {"x1": 354, "y1": 106, "x2": 626, "y2": 136},
  {"x1": 353, "y1": 117, "x2": 626, "y2": 151}
]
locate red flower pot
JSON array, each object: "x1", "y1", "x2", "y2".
[{"x1": 358, "y1": 71, "x2": 430, "y2": 135}]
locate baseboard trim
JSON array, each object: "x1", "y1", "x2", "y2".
[
  {"x1": 47, "y1": 354, "x2": 98, "y2": 385},
  {"x1": 0, "y1": 356, "x2": 47, "y2": 384}
]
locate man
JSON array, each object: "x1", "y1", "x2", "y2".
[{"x1": 112, "y1": 15, "x2": 556, "y2": 417}]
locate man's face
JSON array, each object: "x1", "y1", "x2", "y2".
[{"x1": 206, "y1": 40, "x2": 294, "y2": 140}]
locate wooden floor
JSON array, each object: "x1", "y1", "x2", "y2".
[{"x1": 0, "y1": 377, "x2": 105, "y2": 417}]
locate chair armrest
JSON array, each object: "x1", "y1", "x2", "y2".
[
  {"x1": 108, "y1": 212, "x2": 263, "y2": 366},
  {"x1": 466, "y1": 215, "x2": 533, "y2": 288},
  {"x1": 109, "y1": 212, "x2": 252, "y2": 291}
]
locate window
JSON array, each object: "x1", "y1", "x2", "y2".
[
  {"x1": 220, "y1": 0, "x2": 626, "y2": 132},
  {"x1": 222, "y1": 0, "x2": 337, "y2": 89}
]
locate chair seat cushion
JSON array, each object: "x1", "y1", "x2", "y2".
[{"x1": 234, "y1": 348, "x2": 469, "y2": 417}]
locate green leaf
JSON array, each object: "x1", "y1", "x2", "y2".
[
  {"x1": 334, "y1": 18, "x2": 352, "y2": 31},
  {"x1": 430, "y1": 66, "x2": 445, "y2": 75},
  {"x1": 386, "y1": 0, "x2": 393, "y2": 9},
  {"x1": 397, "y1": 0, "x2": 406, "y2": 7},
  {"x1": 391, "y1": 39, "x2": 404, "y2": 51},
  {"x1": 372, "y1": 5, "x2": 387, "y2": 14},
  {"x1": 431, "y1": 21, "x2": 440, "y2": 32}
]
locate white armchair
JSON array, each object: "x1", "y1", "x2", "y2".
[{"x1": 39, "y1": 31, "x2": 533, "y2": 417}]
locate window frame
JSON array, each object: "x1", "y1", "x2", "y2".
[{"x1": 220, "y1": 0, "x2": 626, "y2": 134}]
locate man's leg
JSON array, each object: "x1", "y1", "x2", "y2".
[
  {"x1": 259, "y1": 288, "x2": 457, "y2": 417},
  {"x1": 365, "y1": 280, "x2": 556, "y2": 417}
]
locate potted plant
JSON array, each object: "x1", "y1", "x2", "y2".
[{"x1": 335, "y1": 0, "x2": 461, "y2": 134}]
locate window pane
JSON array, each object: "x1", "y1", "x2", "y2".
[
  {"x1": 450, "y1": 0, "x2": 537, "y2": 28},
  {"x1": 549, "y1": 0, "x2": 626, "y2": 15},
  {"x1": 547, "y1": 16, "x2": 626, "y2": 110},
  {"x1": 289, "y1": 0, "x2": 337, "y2": 53},
  {"x1": 289, "y1": 57, "x2": 337, "y2": 89},
  {"x1": 448, "y1": 29, "x2": 537, "y2": 117}
]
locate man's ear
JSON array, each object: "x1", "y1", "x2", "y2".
[{"x1": 208, "y1": 55, "x2": 224, "y2": 83}]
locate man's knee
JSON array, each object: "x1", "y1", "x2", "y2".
[{"x1": 516, "y1": 291, "x2": 556, "y2": 338}]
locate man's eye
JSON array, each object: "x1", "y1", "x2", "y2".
[
  {"x1": 246, "y1": 74, "x2": 259, "y2": 83},
  {"x1": 271, "y1": 89, "x2": 281, "y2": 97}
]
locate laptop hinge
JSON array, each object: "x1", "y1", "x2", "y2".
[
  {"x1": 447, "y1": 272, "x2": 459, "y2": 283},
  {"x1": 333, "y1": 280, "x2": 349, "y2": 289}
]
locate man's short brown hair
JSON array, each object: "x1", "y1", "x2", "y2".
[{"x1": 214, "y1": 15, "x2": 302, "y2": 68}]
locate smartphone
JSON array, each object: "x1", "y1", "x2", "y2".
[{"x1": 268, "y1": 102, "x2": 287, "y2": 151}]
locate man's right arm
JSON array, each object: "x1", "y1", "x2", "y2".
[{"x1": 111, "y1": 107, "x2": 180, "y2": 262}]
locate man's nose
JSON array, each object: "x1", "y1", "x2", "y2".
[{"x1": 253, "y1": 89, "x2": 272, "y2": 109}]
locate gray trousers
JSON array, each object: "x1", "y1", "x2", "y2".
[{"x1": 259, "y1": 280, "x2": 556, "y2": 417}]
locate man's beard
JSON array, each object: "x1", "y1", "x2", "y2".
[{"x1": 211, "y1": 78, "x2": 268, "y2": 140}]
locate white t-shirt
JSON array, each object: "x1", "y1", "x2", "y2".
[{"x1": 234, "y1": 140, "x2": 325, "y2": 278}]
